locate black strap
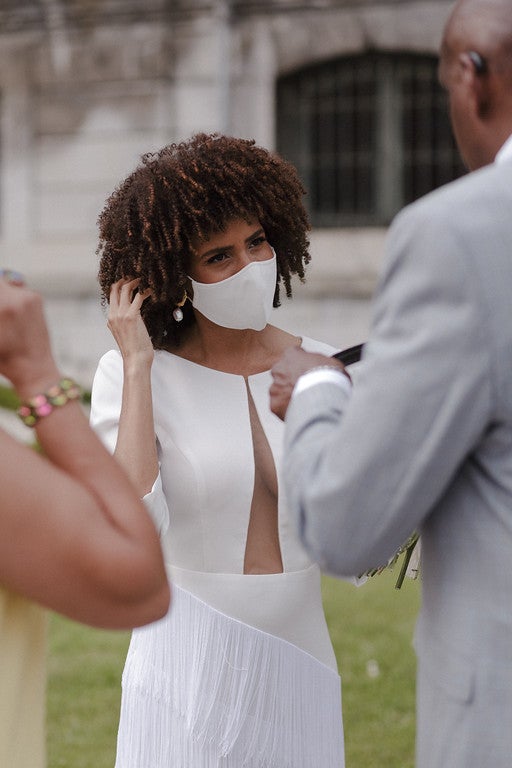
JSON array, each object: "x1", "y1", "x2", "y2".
[{"x1": 332, "y1": 342, "x2": 365, "y2": 366}]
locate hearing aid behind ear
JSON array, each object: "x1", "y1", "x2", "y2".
[{"x1": 467, "y1": 51, "x2": 488, "y2": 75}]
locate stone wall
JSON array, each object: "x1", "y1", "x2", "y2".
[
  {"x1": 0, "y1": 0, "x2": 454, "y2": 378},
  {"x1": 0, "y1": 0, "x2": 453, "y2": 293}
]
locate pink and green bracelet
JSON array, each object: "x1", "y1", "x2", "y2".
[{"x1": 17, "y1": 378, "x2": 82, "y2": 427}]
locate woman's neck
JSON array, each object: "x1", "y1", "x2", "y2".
[{"x1": 169, "y1": 321, "x2": 301, "y2": 377}]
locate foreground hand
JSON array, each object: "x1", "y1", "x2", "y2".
[
  {"x1": 270, "y1": 347, "x2": 345, "y2": 421},
  {"x1": 0, "y1": 277, "x2": 59, "y2": 396},
  {"x1": 108, "y1": 278, "x2": 154, "y2": 365}
]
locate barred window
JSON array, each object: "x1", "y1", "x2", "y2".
[{"x1": 276, "y1": 52, "x2": 465, "y2": 226}]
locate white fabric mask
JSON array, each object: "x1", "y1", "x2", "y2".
[{"x1": 188, "y1": 253, "x2": 277, "y2": 330}]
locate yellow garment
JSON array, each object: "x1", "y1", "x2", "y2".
[{"x1": 0, "y1": 587, "x2": 47, "y2": 768}]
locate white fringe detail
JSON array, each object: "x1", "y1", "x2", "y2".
[{"x1": 115, "y1": 584, "x2": 344, "y2": 768}]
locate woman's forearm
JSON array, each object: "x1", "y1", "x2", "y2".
[
  {"x1": 0, "y1": 388, "x2": 169, "y2": 629},
  {"x1": 114, "y1": 357, "x2": 160, "y2": 497},
  {"x1": 104, "y1": 278, "x2": 160, "y2": 497},
  {"x1": 0, "y1": 279, "x2": 169, "y2": 627}
]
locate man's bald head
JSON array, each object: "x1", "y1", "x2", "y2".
[
  {"x1": 439, "y1": 0, "x2": 512, "y2": 169},
  {"x1": 443, "y1": 0, "x2": 512, "y2": 78}
]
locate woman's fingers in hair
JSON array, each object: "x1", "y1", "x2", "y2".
[
  {"x1": 106, "y1": 279, "x2": 154, "y2": 359},
  {"x1": 110, "y1": 278, "x2": 152, "y2": 308},
  {"x1": 110, "y1": 277, "x2": 140, "y2": 301}
]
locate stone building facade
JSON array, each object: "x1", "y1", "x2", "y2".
[{"x1": 0, "y1": 0, "x2": 457, "y2": 383}]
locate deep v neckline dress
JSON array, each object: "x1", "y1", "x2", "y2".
[{"x1": 91, "y1": 335, "x2": 346, "y2": 768}]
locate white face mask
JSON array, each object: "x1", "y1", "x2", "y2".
[{"x1": 188, "y1": 253, "x2": 277, "y2": 331}]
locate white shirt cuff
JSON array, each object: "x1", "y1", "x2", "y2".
[{"x1": 293, "y1": 366, "x2": 352, "y2": 398}]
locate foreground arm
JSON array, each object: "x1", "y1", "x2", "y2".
[
  {"x1": 276, "y1": 205, "x2": 491, "y2": 577},
  {"x1": 0, "y1": 281, "x2": 170, "y2": 628}
]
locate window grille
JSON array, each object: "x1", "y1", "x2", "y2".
[{"x1": 276, "y1": 52, "x2": 465, "y2": 226}]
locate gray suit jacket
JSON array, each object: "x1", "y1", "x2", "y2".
[{"x1": 284, "y1": 158, "x2": 512, "y2": 768}]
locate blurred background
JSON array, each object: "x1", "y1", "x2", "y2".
[
  {"x1": 0, "y1": 0, "x2": 463, "y2": 387},
  {"x1": 1, "y1": 5, "x2": 452, "y2": 764}
]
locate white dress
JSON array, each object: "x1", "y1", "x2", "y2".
[{"x1": 90, "y1": 335, "x2": 345, "y2": 768}]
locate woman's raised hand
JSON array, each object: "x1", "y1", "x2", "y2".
[
  {"x1": 106, "y1": 278, "x2": 160, "y2": 497},
  {"x1": 108, "y1": 278, "x2": 154, "y2": 366}
]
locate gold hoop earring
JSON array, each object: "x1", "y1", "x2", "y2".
[{"x1": 172, "y1": 291, "x2": 187, "y2": 322}]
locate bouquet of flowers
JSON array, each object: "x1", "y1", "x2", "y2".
[{"x1": 361, "y1": 532, "x2": 420, "y2": 589}]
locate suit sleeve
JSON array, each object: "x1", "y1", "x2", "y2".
[
  {"x1": 90, "y1": 350, "x2": 170, "y2": 536},
  {"x1": 283, "y1": 202, "x2": 492, "y2": 577}
]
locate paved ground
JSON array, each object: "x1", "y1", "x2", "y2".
[{"x1": 1, "y1": 294, "x2": 373, "y2": 442}]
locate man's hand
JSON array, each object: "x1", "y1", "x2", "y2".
[{"x1": 270, "y1": 347, "x2": 345, "y2": 420}]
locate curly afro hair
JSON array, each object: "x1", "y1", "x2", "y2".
[{"x1": 97, "y1": 133, "x2": 311, "y2": 348}]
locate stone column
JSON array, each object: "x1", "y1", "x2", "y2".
[{"x1": 0, "y1": 43, "x2": 33, "y2": 269}]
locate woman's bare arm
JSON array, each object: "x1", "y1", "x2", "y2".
[
  {"x1": 0, "y1": 279, "x2": 170, "y2": 628},
  {"x1": 106, "y1": 279, "x2": 160, "y2": 496}
]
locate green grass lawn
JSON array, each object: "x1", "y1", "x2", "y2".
[
  {"x1": 47, "y1": 570, "x2": 420, "y2": 768},
  {"x1": 324, "y1": 572, "x2": 420, "y2": 768}
]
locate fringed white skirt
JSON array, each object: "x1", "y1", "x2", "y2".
[{"x1": 115, "y1": 571, "x2": 344, "y2": 768}]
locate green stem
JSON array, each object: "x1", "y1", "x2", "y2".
[{"x1": 395, "y1": 541, "x2": 417, "y2": 589}]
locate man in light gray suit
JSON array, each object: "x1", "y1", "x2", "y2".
[{"x1": 270, "y1": 1, "x2": 512, "y2": 766}]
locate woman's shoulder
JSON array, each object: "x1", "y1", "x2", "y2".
[
  {"x1": 154, "y1": 348, "x2": 189, "y2": 368},
  {"x1": 99, "y1": 348, "x2": 122, "y2": 364},
  {"x1": 95, "y1": 348, "x2": 123, "y2": 376},
  {"x1": 92, "y1": 349, "x2": 123, "y2": 392}
]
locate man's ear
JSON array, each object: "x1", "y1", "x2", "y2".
[{"x1": 459, "y1": 51, "x2": 491, "y2": 118}]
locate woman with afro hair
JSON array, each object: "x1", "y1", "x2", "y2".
[{"x1": 90, "y1": 133, "x2": 351, "y2": 767}]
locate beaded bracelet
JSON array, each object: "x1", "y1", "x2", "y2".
[{"x1": 17, "y1": 378, "x2": 82, "y2": 427}]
